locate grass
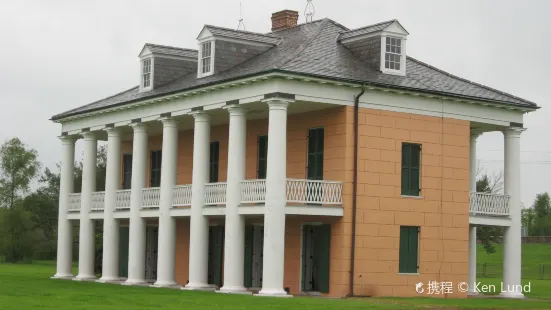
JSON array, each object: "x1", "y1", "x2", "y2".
[
  {"x1": 477, "y1": 244, "x2": 551, "y2": 280},
  {"x1": 1, "y1": 262, "x2": 551, "y2": 309}
]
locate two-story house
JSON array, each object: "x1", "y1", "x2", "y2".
[{"x1": 50, "y1": 9, "x2": 538, "y2": 298}]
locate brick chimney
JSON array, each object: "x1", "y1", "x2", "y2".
[{"x1": 271, "y1": 10, "x2": 299, "y2": 31}]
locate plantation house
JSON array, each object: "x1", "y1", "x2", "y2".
[{"x1": 51, "y1": 9, "x2": 538, "y2": 298}]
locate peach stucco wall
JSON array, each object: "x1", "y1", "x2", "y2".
[
  {"x1": 352, "y1": 108, "x2": 470, "y2": 297},
  {"x1": 118, "y1": 105, "x2": 470, "y2": 298}
]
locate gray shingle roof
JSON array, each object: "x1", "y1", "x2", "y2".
[
  {"x1": 338, "y1": 19, "x2": 396, "y2": 41},
  {"x1": 203, "y1": 25, "x2": 280, "y2": 45},
  {"x1": 52, "y1": 19, "x2": 537, "y2": 120},
  {"x1": 144, "y1": 43, "x2": 198, "y2": 58}
]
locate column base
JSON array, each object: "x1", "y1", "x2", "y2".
[
  {"x1": 499, "y1": 291, "x2": 525, "y2": 299},
  {"x1": 182, "y1": 283, "x2": 217, "y2": 291},
  {"x1": 73, "y1": 275, "x2": 97, "y2": 282},
  {"x1": 467, "y1": 291, "x2": 479, "y2": 297},
  {"x1": 51, "y1": 273, "x2": 74, "y2": 280},
  {"x1": 151, "y1": 281, "x2": 181, "y2": 289},
  {"x1": 122, "y1": 279, "x2": 149, "y2": 286},
  {"x1": 97, "y1": 277, "x2": 123, "y2": 283},
  {"x1": 255, "y1": 289, "x2": 292, "y2": 298},
  {"x1": 217, "y1": 286, "x2": 252, "y2": 295}
]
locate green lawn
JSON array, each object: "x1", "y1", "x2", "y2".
[
  {"x1": 1, "y1": 262, "x2": 550, "y2": 309},
  {"x1": 477, "y1": 244, "x2": 551, "y2": 280}
]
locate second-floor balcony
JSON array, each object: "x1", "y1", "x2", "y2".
[
  {"x1": 469, "y1": 192, "x2": 510, "y2": 217},
  {"x1": 67, "y1": 178, "x2": 344, "y2": 215}
]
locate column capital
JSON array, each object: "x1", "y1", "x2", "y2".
[
  {"x1": 130, "y1": 122, "x2": 148, "y2": 132},
  {"x1": 223, "y1": 104, "x2": 247, "y2": 116},
  {"x1": 263, "y1": 100, "x2": 290, "y2": 111},
  {"x1": 503, "y1": 127, "x2": 525, "y2": 138},
  {"x1": 159, "y1": 117, "x2": 179, "y2": 128},
  {"x1": 104, "y1": 127, "x2": 122, "y2": 137},
  {"x1": 58, "y1": 135, "x2": 78, "y2": 145},
  {"x1": 81, "y1": 131, "x2": 97, "y2": 141},
  {"x1": 190, "y1": 111, "x2": 210, "y2": 123}
]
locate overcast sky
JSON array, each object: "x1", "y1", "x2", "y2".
[{"x1": 0, "y1": 0, "x2": 549, "y2": 206}]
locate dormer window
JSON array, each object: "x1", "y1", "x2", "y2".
[
  {"x1": 142, "y1": 58, "x2": 152, "y2": 89},
  {"x1": 385, "y1": 37, "x2": 402, "y2": 70},
  {"x1": 199, "y1": 41, "x2": 213, "y2": 77}
]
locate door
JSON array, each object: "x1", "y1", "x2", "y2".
[
  {"x1": 301, "y1": 224, "x2": 331, "y2": 293},
  {"x1": 244, "y1": 225, "x2": 264, "y2": 288},
  {"x1": 145, "y1": 226, "x2": 158, "y2": 281},
  {"x1": 208, "y1": 226, "x2": 224, "y2": 287},
  {"x1": 119, "y1": 226, "x2": 129, "y2": 278},
  {"x1": 307, "y1": 128, "x2": 324, "y2": 203}
]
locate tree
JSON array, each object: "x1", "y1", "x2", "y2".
[
  {"x1": 0, "y1": 138, "x2": 40, "y2": 209},
  {"x1": 476, "y1": 169, "x2": 505, "y2": 254},
  {"x1": 523, "y1": 193, "x2": 551, "y2": 236},
  {"x1": 0, "y1": 206, "x2": 36, "y2": 262}
]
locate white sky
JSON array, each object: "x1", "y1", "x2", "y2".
[{"x1": 0, "y1": 0, "x2": 549, "y2": 207}]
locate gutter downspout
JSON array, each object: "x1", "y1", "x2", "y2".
[{"x1": 348, "y1": 84, "x2": 366, "y2": 297}]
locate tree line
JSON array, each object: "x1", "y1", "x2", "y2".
[{"x1": 0, "y1": 137, "x2": 106, "y2": 264}]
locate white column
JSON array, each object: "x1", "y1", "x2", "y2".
[
  {"x1": 98, "y1": 128, "x2": 121, "y2": 283},
  {"x1": 124, "y1": 123, "x2": 148, "y2": 285},
  {"x1": 75, "y1": 132, "x2": 97, "y2": 281},
  {"x1": 219, "y1": 106, "x2": 249, "y2": 294},
  {"x1": 257, "y1": 99, "x2": 292, "y2": 297},
  {"x1": 154, "y1": 118, "x2": 179, "y2": 288},
  {"x1": 183, "y1": 112, "x2": 212, "y2": 291},
  {"x1": 53, "y1": 136, "x2": 76, "y2": 279},
  {"x1": 500, "y1": 128, "x2": 524, "y2": 298},
  {"x1": 468, "y1": 133, "x2": 479, "y2": 294}
]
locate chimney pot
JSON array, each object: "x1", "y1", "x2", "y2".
[{"x1": 271, "y1": 10, "x2": 299, "y2": 31}]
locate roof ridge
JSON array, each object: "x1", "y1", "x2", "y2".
[
  {"x1": 407, "y1": 56, "x2": 537, "y2": 106},
  {"x1": 269, "y1": 19, "x2": 326, "y2": 34},
  {"x1": 204, "y1": 24, "x2": 278, "y2": 38},
  {"x1": 275, "y1": 19, "x2": 330, "y2": 69}
]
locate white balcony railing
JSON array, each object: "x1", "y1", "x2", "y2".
[
  {"x1": 115, "y1": 189, "x2": 131, "y2": 210},
  {"x1": 91, "y1": 191, "x2": 105, "y2": 211},
  {"x1": 469, "y1": 192, "x2": 510, "y2": 217},
  {"x1": 68, "y1": 193, "x2": 81, "y2": 212},
  {"x1": 286, "y1": 179, "x2": 343, "y2": 205},
  {"x1": 142, "y1": 187, "x2": 161, "y2": 209},
  {"x1": 173, "y1": 184, "x2": 192, "y2": 207},
  {"x1": 205, "y1": 182, "x2": 227, "y2": 205},
  {"x1": 241, "y1": 179, "x2": 267, "y2": 203}
]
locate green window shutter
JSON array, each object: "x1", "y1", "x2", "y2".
[
  {"x1": 122, "y1": 154, "x2": 132, "y2": 189},
  {"x1": 401, "y1": 143, "x2": 421, "y2": 196},
  {"x1": 315, "y1": 224, "x2": 331, "y2": 293},
  {"x1": 119, "y1": 226, "x2": 129, "y2": 278},
  {"x1": 301, "y1": 225, "x2": 308, "y2": 291},
  {"x1": 209, "y1": 142, "x2": 220, "y2": 183},
  {"x1": 307, "y1": 128, "x2": 324, "y2": 180},
  {"x1": 243, "y1": 226, "x2": 254, "y2": 288},
  {"x1": 257, "y1": 136, "x2": 268, "y2": 179},
  {"x1": 399, "y1": 226, "x2": 419, "y2": 273},
  {"x1": 213, "y1": 226, "x2": 224, "y2": 286},
  {"x1": 150, "y1": 150, "x2": 162, "y2": 187}
]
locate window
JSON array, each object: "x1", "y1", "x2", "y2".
[
  {"x1": 122, "y1": 154, "x2": 132, "y2": 190},
  {"x1": 150, "y1": 150, "x2": 162, "y2": 187},
  {"x1": 142, "y1": 58, "x2": 152, "y2": 88},
  {"x1": 201, "y1": 41, "x2": 212, "y2": 74},
  {"x1": 385, "y1": 37, "x2": 402, "y2": 70},
  {"x1": 209, "y1": 141, "x2": 219, "y2": 183},
  {"x1": 257, "y1": 136, "x2": 268, "y2": 179},
  {"x1": 399, "y1": 226, "x2": 419, "y2": 274},
  {"x1": 401, "y1": 143, "x2": 421, "y2": 196}
]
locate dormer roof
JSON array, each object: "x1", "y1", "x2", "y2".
[
  {"x1": 338, "y1": 19, "x2": 409, "y2": 41},
  {"x1": 198, "y1": 25, "x2": 281, "y2": 45},
  {"x1": 139, "y1": 43, "x2": 198, "y2": 59}
]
